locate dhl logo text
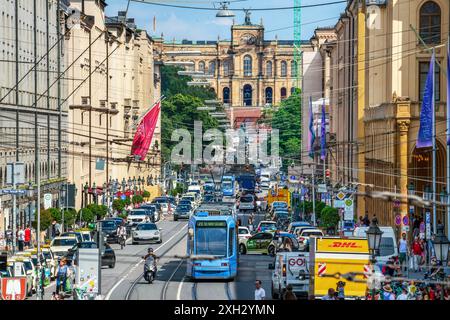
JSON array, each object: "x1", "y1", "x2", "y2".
[{"x1": 329, "y1": 242, "x2": 362, "y2": 248}]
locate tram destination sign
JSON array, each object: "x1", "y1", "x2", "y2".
[{"x1": 196, "y1": 221, "x2": 227, "y2": 228}]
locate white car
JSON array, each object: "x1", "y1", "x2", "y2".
[
  {"x1": 7, "y1": 259, "x2": 34, "y2": 296},
  {"x1": 127, "y1": 209, "x2": 152, "y2": 227},
  {"x1": 297, "y1": 228, "x2": 324, "y2": 250},
  {"x1": 50, "y1": 236, "x2": 78, "y2": 260},
  {"x1": 238, "y1": 226, "x2": 252, "y2": 240},
  {"x1": 132, "y1": 222, "x2": 162, "y2": 244}
]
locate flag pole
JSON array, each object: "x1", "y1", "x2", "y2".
[{"x1": 432, "y1": 48, "x2": 437, "y2": 235}]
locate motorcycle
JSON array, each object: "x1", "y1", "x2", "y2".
[{"x1": 143, "y1": 256, "x2": 157, "y2": 284}]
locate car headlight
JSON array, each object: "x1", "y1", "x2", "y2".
[
  {"x1": 133, "y1": 232, "x2": 138, "y2": 237},
  {"x1": 154, "y1": 231, "x2": 160, "y2": 235}
]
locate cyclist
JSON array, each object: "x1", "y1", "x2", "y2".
[{"x1": 116, "y1": 224, "x2": 127, "y2": 248}]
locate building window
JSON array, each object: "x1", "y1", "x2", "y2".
[
  {"x1": 198, "y1": 61, "x2": 205, "y2": 73},
  {"x1": 419, "y1": 1, "x2": 441, "y2": 44},
  {"x1": 281, "y1": 61, "x2": 287, "y2": 77},
  {"x1": 265, "y1": 87, "x2": 273, "y2": 104},
  {"x1": 223, "y1": 60, "x2": 230, "y2": 76},
  {"x1": 223, "y1": 87, "x2": 230, "y2": 104},
  {"x1": 244, "y1": 55, "x2": 252, "y2": 76},
  {"x1": 243, "y1": 84, "x2": 252, "y2": 106},
  {"x1": 266, "y1": 61, "x2": 272, "y2": 77},
  {"x1": 291, "y1": 87, "x2": 296, "y2": 95},
  {"x1": 208, "y1": 61, "x2": 216, "y2": 75},
  {"x1": 419, "y1": 61, "x2": 440, "y2": 101},
  {"x1": 281, "y1": 87, "x2": 287, "y2": 100},
  {"x1": 291, "y1": 61, "x2": 297, "y2": 77}
]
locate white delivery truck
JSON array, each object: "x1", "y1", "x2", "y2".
[{"x1": 270, "y1": 251, "x2": 310, "y2": 299}]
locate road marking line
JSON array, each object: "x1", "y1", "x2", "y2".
[
  {"x1": 176, "y1": 276, "x2": 186, "y2": 300},
  {"x1": 104, "y1": 224, "x2": 187, "y2": 300}
]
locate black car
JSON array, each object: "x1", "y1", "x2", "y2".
[
  {"x1": 98, "y1": 220, "x2": 120, "y2": 243},
  {"x1": 66, "y1": 241, "x2": 116, "y2": 268},
  {"x1": 174, "y1": 204, "x2": 192, "y2": 221}
]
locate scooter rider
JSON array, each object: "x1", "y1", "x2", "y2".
[{"x1": 142, "y1": 248, "x2": 158, "y2": 263}]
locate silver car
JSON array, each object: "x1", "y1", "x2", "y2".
[{"x1": 132, "y1": 223, "x2": 162, "y2": 244}]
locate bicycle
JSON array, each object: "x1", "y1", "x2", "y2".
[{"x1": 119, "y1": 235, "x2": 126, "y2": 249}]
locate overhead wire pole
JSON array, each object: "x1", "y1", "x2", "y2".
[{"x1": 294, "y1": 0, "x2": 302, "y2": 165}]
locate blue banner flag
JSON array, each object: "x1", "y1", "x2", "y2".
[
  {"x1": 320, "y1": 100, "x2": 327, "y2": 161},
  {"x1": 308, "y1": 96, "x2": 315, "y2": 159},
  {"x1": 417, "y1": 52, "x2": 435, "y2": 148}
]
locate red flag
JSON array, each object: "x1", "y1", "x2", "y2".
[{"x1": 131, "y1": 101, "x2": 161, "y2": 161}]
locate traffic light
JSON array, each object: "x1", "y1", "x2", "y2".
[{"x1": 325, "y1": 169, "x2": 330, "y2": 178}]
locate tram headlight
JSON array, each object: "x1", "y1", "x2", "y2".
[{"x1": 188, "y1": 228, "x2": 194, "y2": 237}]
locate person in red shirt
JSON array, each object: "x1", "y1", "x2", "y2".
[
  {"x1": 24, "y1": 225, "x2": 32, "y2": 249},
  {"x1": 412, "y1": 237, "x2": 424, "y2": 272}
]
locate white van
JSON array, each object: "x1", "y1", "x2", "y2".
[{"x1": 353, "y1": 226, "x2": 398, "y2": 266}]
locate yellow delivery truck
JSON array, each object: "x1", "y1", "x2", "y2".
[
  {"x1": 267, "y1": 187, "x2": 291, "y2": 209},
  {"x1": 309, "y1": 237, "x2": 370, "y2": 299}
]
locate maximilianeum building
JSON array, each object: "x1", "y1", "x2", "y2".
[{"x1": 154, "y1": 13, "x2": 322, "y2": 129}]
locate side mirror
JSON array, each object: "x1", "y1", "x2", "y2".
[
  {"x1": 268, "y1": 263, "x2": 275, "y2": 270},
  {"x1": 159, "y1": 228, "x2": 162, "y2": 231}
]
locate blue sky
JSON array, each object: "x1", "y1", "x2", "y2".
[{"x1": 105, "y1": 0, "x2": 346, "y2": 41}]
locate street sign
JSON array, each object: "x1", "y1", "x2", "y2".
[
  {"x1": 318, "y1": 184, "x2": 327, "y2": 193},
  {"x1": 44, "y1": 193, "x2": 52, "y2": 209},
  {"x1": 393, "y1": 199, "x2": 401, "y2": 208},
  {"x1": 336, "y1": 191, "x2": 346, "y2": 201},
  {"x1": 402, "y1": 215, "x2": 409, "y2": 226},
  {"x1": 0, "y1": 189, "x2": 26, "y2": 195},
  {"x1": 395, "y1": 215, "x2": 401, "y2": 226},
  {"x1": 344, "y1": 198, "x2": 354, "y2": 220},
  {"x1": 1, "y1": 277, "x2": 27, "y2": 300}
]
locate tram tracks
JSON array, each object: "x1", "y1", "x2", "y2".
[{"x1": 191, "y1": 282, "x2": 233, "y2": 301}]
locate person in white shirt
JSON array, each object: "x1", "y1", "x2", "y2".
[
  {"x1": 396, "y1": 287, "x2": 408, "y2": 300},
  {"x1": 254, "y1": 280, "x2": 266, "y2": 300},
  {"x1": 17, "y1": 227, "x2": 25, "y2": 251},
  {"x1": 398, "y1": 233, "x2": 408, "y2": 271}
]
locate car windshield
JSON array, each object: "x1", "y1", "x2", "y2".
[
  {"x1": 261, "y1": 223, "x2": 276, "y2": 230},
  {"x1": 275, "y1": 211, "x2": 288, "y2": 216},
  {"x1": 42, "y1": 252, "x2": 52, "y2": 260},
  {"x1": 183, "y1": 197, "x2": 195, "y2": 202},
  {"x1": 177, "y1": 205, "x2": 191, "y2": 211},
  {"x1": 82, "y1": 233, "x2": 91, "y2": 241},
  {"x1": 302, "y1": 231, "x2": 323, "y2": 237},
  {"x1": 79, "y1": 242, "x2": 98, "y2": 249},
  {"x1": 52, "y1": 238, "x2": 77, "y2": 247},
  {"x1": 153, "y1": 198, "x2": 168, "y2": 204},
  {"x1": 137, "y1": 223, "x2": 157, "y2": 231},
  {"x1": 23, "y1": 261, "x2": 33, "y2": 271},
  {"x1": 273, "y1": 202, "x2": 287, "y2": 208},
  {"x1": 239, "y1": 228, "x2": 249, "y2": 234},
  {"x1": 223, "y1": 182, "x2": 232, "y2": 189},
  {"x1": 379, "y1": 237, "x2": 395, "y2": 256},
  {"x1": 100, "y1": 221, "x2": 117, "y2": 229},
  {"x1": 130, "y1": 210, "x2": 147, "y2": 215},
  {"x1": 240, "y1": 196, "x2": 254, "y2": 202},
  {"x1": 195, "y1": 226, "x2": 227, "y2": 257}
]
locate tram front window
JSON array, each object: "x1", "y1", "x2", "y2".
[{"x1": 196, "y1": 221, "x2": 227, "y2": 257}]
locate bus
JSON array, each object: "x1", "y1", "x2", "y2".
[
  {"x1": 221, "y1": 175, "x2": 236, "y2": 197},
  {"x1": 186, "y1": 212, "x2": 238, "y2": 280}
]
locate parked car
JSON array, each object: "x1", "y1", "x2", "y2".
[
  {"x1": 132, "y1": 223, "x2": 162, "y2": 244},
  {"x1": 297, "y1": 228, "x2": 324, "y2": 250},
  {"x1": 66, "y1": 241, "x2": 116, "y2": 268},
  {"x1": 50, "y1": 236, "x2": 79, "y2": 259}
]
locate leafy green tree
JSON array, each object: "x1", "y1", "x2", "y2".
[
  {"x1": 142, "y1": 190, "x2": 151, "y2": 199},
  {"x1": 320, "y1": 206, "x2": 340, "y2": 230},
  {"x1": 33, "y1": 209, "x2": 53, "y2": 231},
  {"x1": 87, "y1": 204, "x2": 108, "y2": 220},
  {"x1": 132, "y1": 195, "x2": 144, "y2": 204},
  {"x1": 78, "y1": 208, "x2": 95, "y2": 223},
  {"x1": 271, "y1": 90, "x2": 302, "y2": 164},
  {"x1": 113, "y1": 199, "x2": 125, "y2": 212}
]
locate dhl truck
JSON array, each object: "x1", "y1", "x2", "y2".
[{"x1": 309, "y1": 237, "x2": 370, "y2": 299}]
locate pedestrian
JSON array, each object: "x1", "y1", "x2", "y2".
[
  {"x1": 398, "y1": 233, "x2": 408, "y2": 271},
  {"x1": 336, "y1": 281, "x2": 345, "y2": 300},
  {"x1": 382, "y1": 284, "x2": 396, "y2": 300},
  {"x1": 362, "y1": 211, "x2": 370, "y2": 226},
  {"x1": 322, "y1": 288, "x2": 336, "y2": 300},
  {"x1": 5, "y1": 226, "x2": 13, "y2": 251},
  {"x1": 419, "y1": 238, "x2": 427, "y2": 268},
  {"x1": 56, "y1": 258, "x2": 68, "y2": 294},
  {"x1": 411, "y1": 237, "x2": 423, "y2": 272},
  {"x1": 24, "y1": 225, "x2": 31, "y2": 249},
  {"x1": 254, "y1": 280, "x2": 266, "y2": 300},
  {"x1": 17, "y1": 226, "x2": 25, "y2": 251},
  {"x1": 282, "y1": 284, "x2": 297, "y2": 300},
  {"x1": 51, "y1": 220, "x2": 61, "y2": 239},
  {"x1": 358, "y1": 216, "x2": 364, "y2": 227},
  {"x1": 396, "y1": 287, "x2": 408, "y2": 300}
]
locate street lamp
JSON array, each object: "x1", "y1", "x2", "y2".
[
  {"x1": 26, "y1": 182, "x2": 34, "y2": 227},
  {"x1": 92, "y1": 182, "x2": 97, "y2": 205},
  {"x1": 128, "y1": 177, "x2": 132, "y2": 190},
  {"x1": 102, "y1": 182, "x2": 107, "y2": 206},
  {"x1": 432, "y1": 224, "x2": 449, "y2": 265},
  {"x1": 83, "y1": 182, "x2": 89, "y2": 207},
  {"x1": 423, "y1": 185, "x2": 432, "y2": 201},
  {"x1": 407, "y1": 182, "x2": 415, "y2": 196},
  {"x1": 366, "y1": 218, "x2": 384, "y2": 260},
  {"x1": 216, "y1": 2, "x2": 235, "y2": 18}
]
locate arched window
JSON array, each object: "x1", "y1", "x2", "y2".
[
  {"x1": 281, "y1": 61, "x2": 287, "y2": 77},
  {"x1": 281, "y1": 87, "x2": 287, "y2": 100},
  {"x1": 223, "y1": 87, "x2": 230, "y2": 104},
  {"x1": 198, "y1": 61, "x2": 205, "y2": 73},
  {"x1": 265, "y1": 87, "x2": 273, "y2": 104},
  {"x1": 266, "y1": 61, "x2": 273, "y2": 77},
  {"x1": 244, "y1": 55, "x2": 252, "y2": 76},
  {"x1": 291, "y1": 61, "x2": 297, "y2": 77},
  {"x1": 208, "y1": 61, "x2": 216, "y2": 75},
  {"x1": 223, "y1": 60, "x2": 230, "y2": 76},
  {"x1": 243, "y1": 84, "x2": 252, "y2": 106},
  {"x1": 420, "y1": 1, "x2": 441, "y2": 44}
]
